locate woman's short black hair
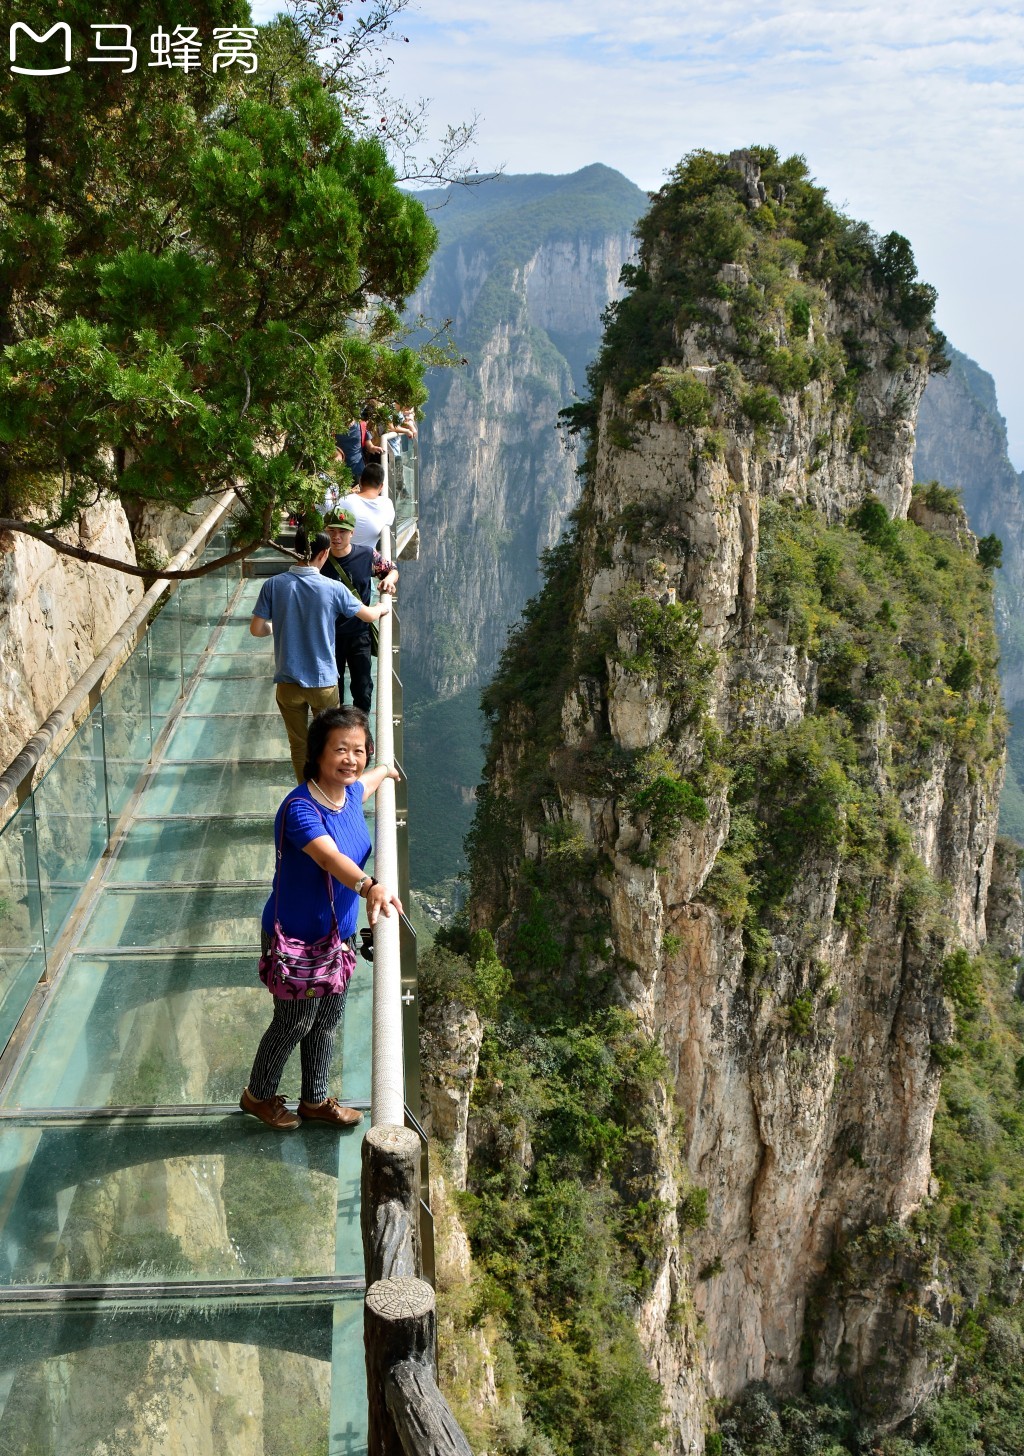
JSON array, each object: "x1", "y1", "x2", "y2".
[{"x1": 303, "y1": 706, "x2": 374, "y2": 781}]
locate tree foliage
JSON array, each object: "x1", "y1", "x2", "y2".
[
  {"x1": 567, "y1": 145, "x2": 949, "y2": 421},
  {"x1": 0, "y1": 0, "x2": 452, "y2": 572}
]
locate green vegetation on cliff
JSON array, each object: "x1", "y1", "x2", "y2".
[
  {"x1": 423, "y1": 914, "x2": 669, "y2": 1456},
  {"x1": 457, "y1": 147, "x2": 1020, "y2": 1453},
  {"x1": 706, "y1": 492, "x2": 1003, "y2": 952},
  {"x1": 564, "y1": 145, "x2": 947, "y2": 445}
]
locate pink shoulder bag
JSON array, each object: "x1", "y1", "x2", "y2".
[{"x1": 258, "y1": 800, "x2": 357, "y2": 1000}]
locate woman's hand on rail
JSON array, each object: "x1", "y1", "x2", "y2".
[
  {"x1": 366, "y1": 881, "x2": 403, "y2": 926},
  {"x1": 359, "y1": 762, "x2": 400, "y2": 799}
]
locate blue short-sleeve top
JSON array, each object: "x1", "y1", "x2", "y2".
[{"x1": 262, "y1": 783, "x2": 371, "y2": 942}]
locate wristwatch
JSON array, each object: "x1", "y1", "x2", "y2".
[{"x1": 354, "y1": 875, "x2": 372, "y2": 897}]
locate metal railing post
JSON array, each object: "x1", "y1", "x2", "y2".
[{"x1": 370, "y1": 449, "x2": 406, "y2": 1128}]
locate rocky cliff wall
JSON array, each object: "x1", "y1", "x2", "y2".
[
  {"x1": 915, "y1": 348, "x2": 1024, "y2": 708},
  {"x1": 398, "y1": 169, "x2": 646, "y2": 895},
  {"x1": 439, "y1": 150, "x2": 1013, "y2": 1453},
  {"x1": 404, "y1": 228, "x2": 635, "y2": 698},
  {"x1": 0, "y1": 503, "x2": 142, "y2": 771},
  {"x1": 401, "y1": 167, "x2": 644, "y2": 700}
]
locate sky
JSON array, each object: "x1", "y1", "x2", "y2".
[{"x1": 253, "y1": 1, "x2": 1024, "y2": 467}]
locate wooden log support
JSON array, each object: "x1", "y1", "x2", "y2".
[
  {"x1": 386, "y1": 1357, "x2": 474, "y2": 1456},
  {"x1": 365, "y1": 1277, "x2": 436, "y2": 1456},
  {"x1": 369, "y1": 1198, "x2": 418, "y2": 1283},
  {"x1": 361, "y1": 1123, "x2": 422, "y2": 1284}
]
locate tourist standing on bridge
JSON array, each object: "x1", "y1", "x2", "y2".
[
  {"x1": 241, "y1": 707, "x2": 402, "y2": 1131},
  {"x1": 250, "y1": 532, "x2": 392, "y2": 782},
  {"x1": 342, "y1": 461, "x2": 395, "y2": 550},
  {"x1": 321, "y1": 508, "x2": 399, "y2": 713}
]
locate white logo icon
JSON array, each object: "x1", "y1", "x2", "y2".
[{"x1": 9, "y1": 21, "x2": 72, "y2": 75}]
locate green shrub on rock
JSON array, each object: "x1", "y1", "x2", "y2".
[{"x1": 740, "y1": 386, "x2": 787, "y2": 431}]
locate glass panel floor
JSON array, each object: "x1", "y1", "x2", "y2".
[
  {"x1": 0, "y1": 573, "x2": 376, "y2": 1454},
  {"x1": 0, "y1": 1292, "x2": 366, "y2": 1456}
]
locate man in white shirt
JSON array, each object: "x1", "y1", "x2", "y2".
[{"x1": 343, "y1": 462, "x2": 396, "y2": 550}]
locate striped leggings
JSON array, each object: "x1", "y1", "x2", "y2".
[{"x1": 248, "y1": 988, "x2": 348, "y2": 1104}]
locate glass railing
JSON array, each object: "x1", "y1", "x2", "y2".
[
  {"x1": 0, "y1": 535, "x2": 239, "y2": 1049},
  {"x1": 388, "y1": 434, "x2": 419, "y2": 545},
  {"x1": 0, "y1": 478, "x2": 438, "y2": 1452}
]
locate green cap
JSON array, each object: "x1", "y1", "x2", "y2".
[{"x1": 323, "y1": 508, "x2": 356, "y2": 530}]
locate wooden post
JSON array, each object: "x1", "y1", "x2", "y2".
[
  {"x1": 365, "y1": 1277, "x2": 435, "y2": 1456},
  {"x1": 361, "y1": 1123, "x2": 422, "y2": 1283},
  {"x1": 386, "y1": 1357, "x2": 475, "y2": 1456}
]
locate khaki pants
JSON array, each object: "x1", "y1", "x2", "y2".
[{"x1": 275, "y1": 683, "x2": 340, "y2": 782}]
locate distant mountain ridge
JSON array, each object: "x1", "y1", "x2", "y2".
[
  {"x1": 412, "y1": 163, "x2": 647, "y2": 259},
  {"x1": 914, "y1": 347, "x2": 1024, "y2": 838},
  {"x1": 401, "y1": 167, "x2": 646, "y2": 893}
]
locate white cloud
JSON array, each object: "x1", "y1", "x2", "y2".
[{"x1": 249, "y1": 1, "x2": 1024, "y2": 463}]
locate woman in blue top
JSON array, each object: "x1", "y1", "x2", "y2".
[{"x1": 241, "y1": 706, "x2": 401, "y2": 1130}]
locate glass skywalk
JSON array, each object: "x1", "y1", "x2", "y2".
[{"x1": 0, "y1": 569, "x2": 372, "y2": 1455}]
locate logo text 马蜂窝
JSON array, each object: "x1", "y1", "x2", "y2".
[{"x1": 8, "y1": 22, "x2": 258, "y2": 76}]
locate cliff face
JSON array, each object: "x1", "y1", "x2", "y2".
[
  {"x1": 400, "y1": 167, "x2": 646, "y2": 893},
  {"x1": 404, "y1": 166, "x2": 644, "y2": 699},
  {"x1": 913, "y1": 352, "x2": 1024, "y2": 844},
  {"x1": 916, "y1": 348, "x2": 1024, "y2": 707},
  {"x1": 449, "y1": 150, "x2": 1014, "y2": 1452},
  {"x1": 0, "y1": 503, "x2": 142, "y2": 770}
]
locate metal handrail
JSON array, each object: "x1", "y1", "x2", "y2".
[
  {"x1": 370, "y1": 445, "x2": 407, "y2": 1127},
  {"x1": 0, "y1": 491, "x2": 236, "y2": 825}
]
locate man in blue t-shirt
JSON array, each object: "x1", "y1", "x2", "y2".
[
  {"x1": 321, "y1": 508, "x2": 398, "y2": 713},
  {"x1": 251, "y1": 532, "x2": 392, "y2": 781}
]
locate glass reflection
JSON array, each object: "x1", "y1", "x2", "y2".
[
  {"x1": 0, "y1": 798, "x2": 46, "y2": 1047},
  {"x1": 0, "y1": 1118, "x2": 350, "y2": 1284},
  {"x1": 0, "y1": 1295, "x2": 357, "y2": 1456},
  {"x1": 103, "y1": 644, "x2": 153, "y2": 821},
  {"x1": 4, "y1": 954, "x2": 368, "y2": 1112},
  {"x1": 80, "y1": 887, "x2": 264, "y2": 950},
  {"x1": 110, "y1": 818, "x2": 274, "y2": 884},
  {"x1": 147, "y1": 592, "x2": 183, "y2": 718},
  {"x1": 139, "y1": 762, "x2": 294, "y2": 818},
  {"x1": 164, "y1": 715, "x2": 285, "y2": 762},
  {"x1": 34, "y1": 707, "x2": 108, "y2": 947}
]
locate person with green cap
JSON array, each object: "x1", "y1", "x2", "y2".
[{"x1": 321, "y1": 508, "x2": 399, "y2": 713}]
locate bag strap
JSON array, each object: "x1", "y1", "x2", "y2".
[
  {"x1": 325, "y1": 555, "x2": 358, "y2": 594},
  {"x1": 272, "y1": 793, "x2": 340, "y2": 930}
]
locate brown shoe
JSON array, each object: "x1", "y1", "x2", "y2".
[
  {"x1": 240, "y1": 1087, "x2": 300, "y2": 1130},
  {"x1": 297, "y1": 1097, "x2": 363, "y2": 1127}
]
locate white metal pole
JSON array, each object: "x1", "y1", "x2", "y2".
[{"x1": 370, "y1": 444, "x2": 405, "y2": 1127}]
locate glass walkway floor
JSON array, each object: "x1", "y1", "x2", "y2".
[{"x1": 0, "y1": 575, "x2": 373, "y2": 1455}]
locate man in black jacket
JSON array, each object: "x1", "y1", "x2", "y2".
[{"x1": 320, "y1": 508, "x2": 399, "y2": 713}]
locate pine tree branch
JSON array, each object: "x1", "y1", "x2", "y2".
[{"x1": 0, "y1": 519, "x2": 262, "y2": 580}]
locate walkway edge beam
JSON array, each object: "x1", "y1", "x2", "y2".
[{"x1": 0, "y1": 491, "x2": 236, "y2": 820}]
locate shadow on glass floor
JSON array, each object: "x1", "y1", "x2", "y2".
[
  {"x1": 2, "y1": 954, "x2": 369, "y2": 1111},
  {"x1": 0, "y1": 1294, "x2": 366, "y2": 1456},
  {"x1": 0, "y1": 1115, "x2": 361, "y2": 1284}
]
